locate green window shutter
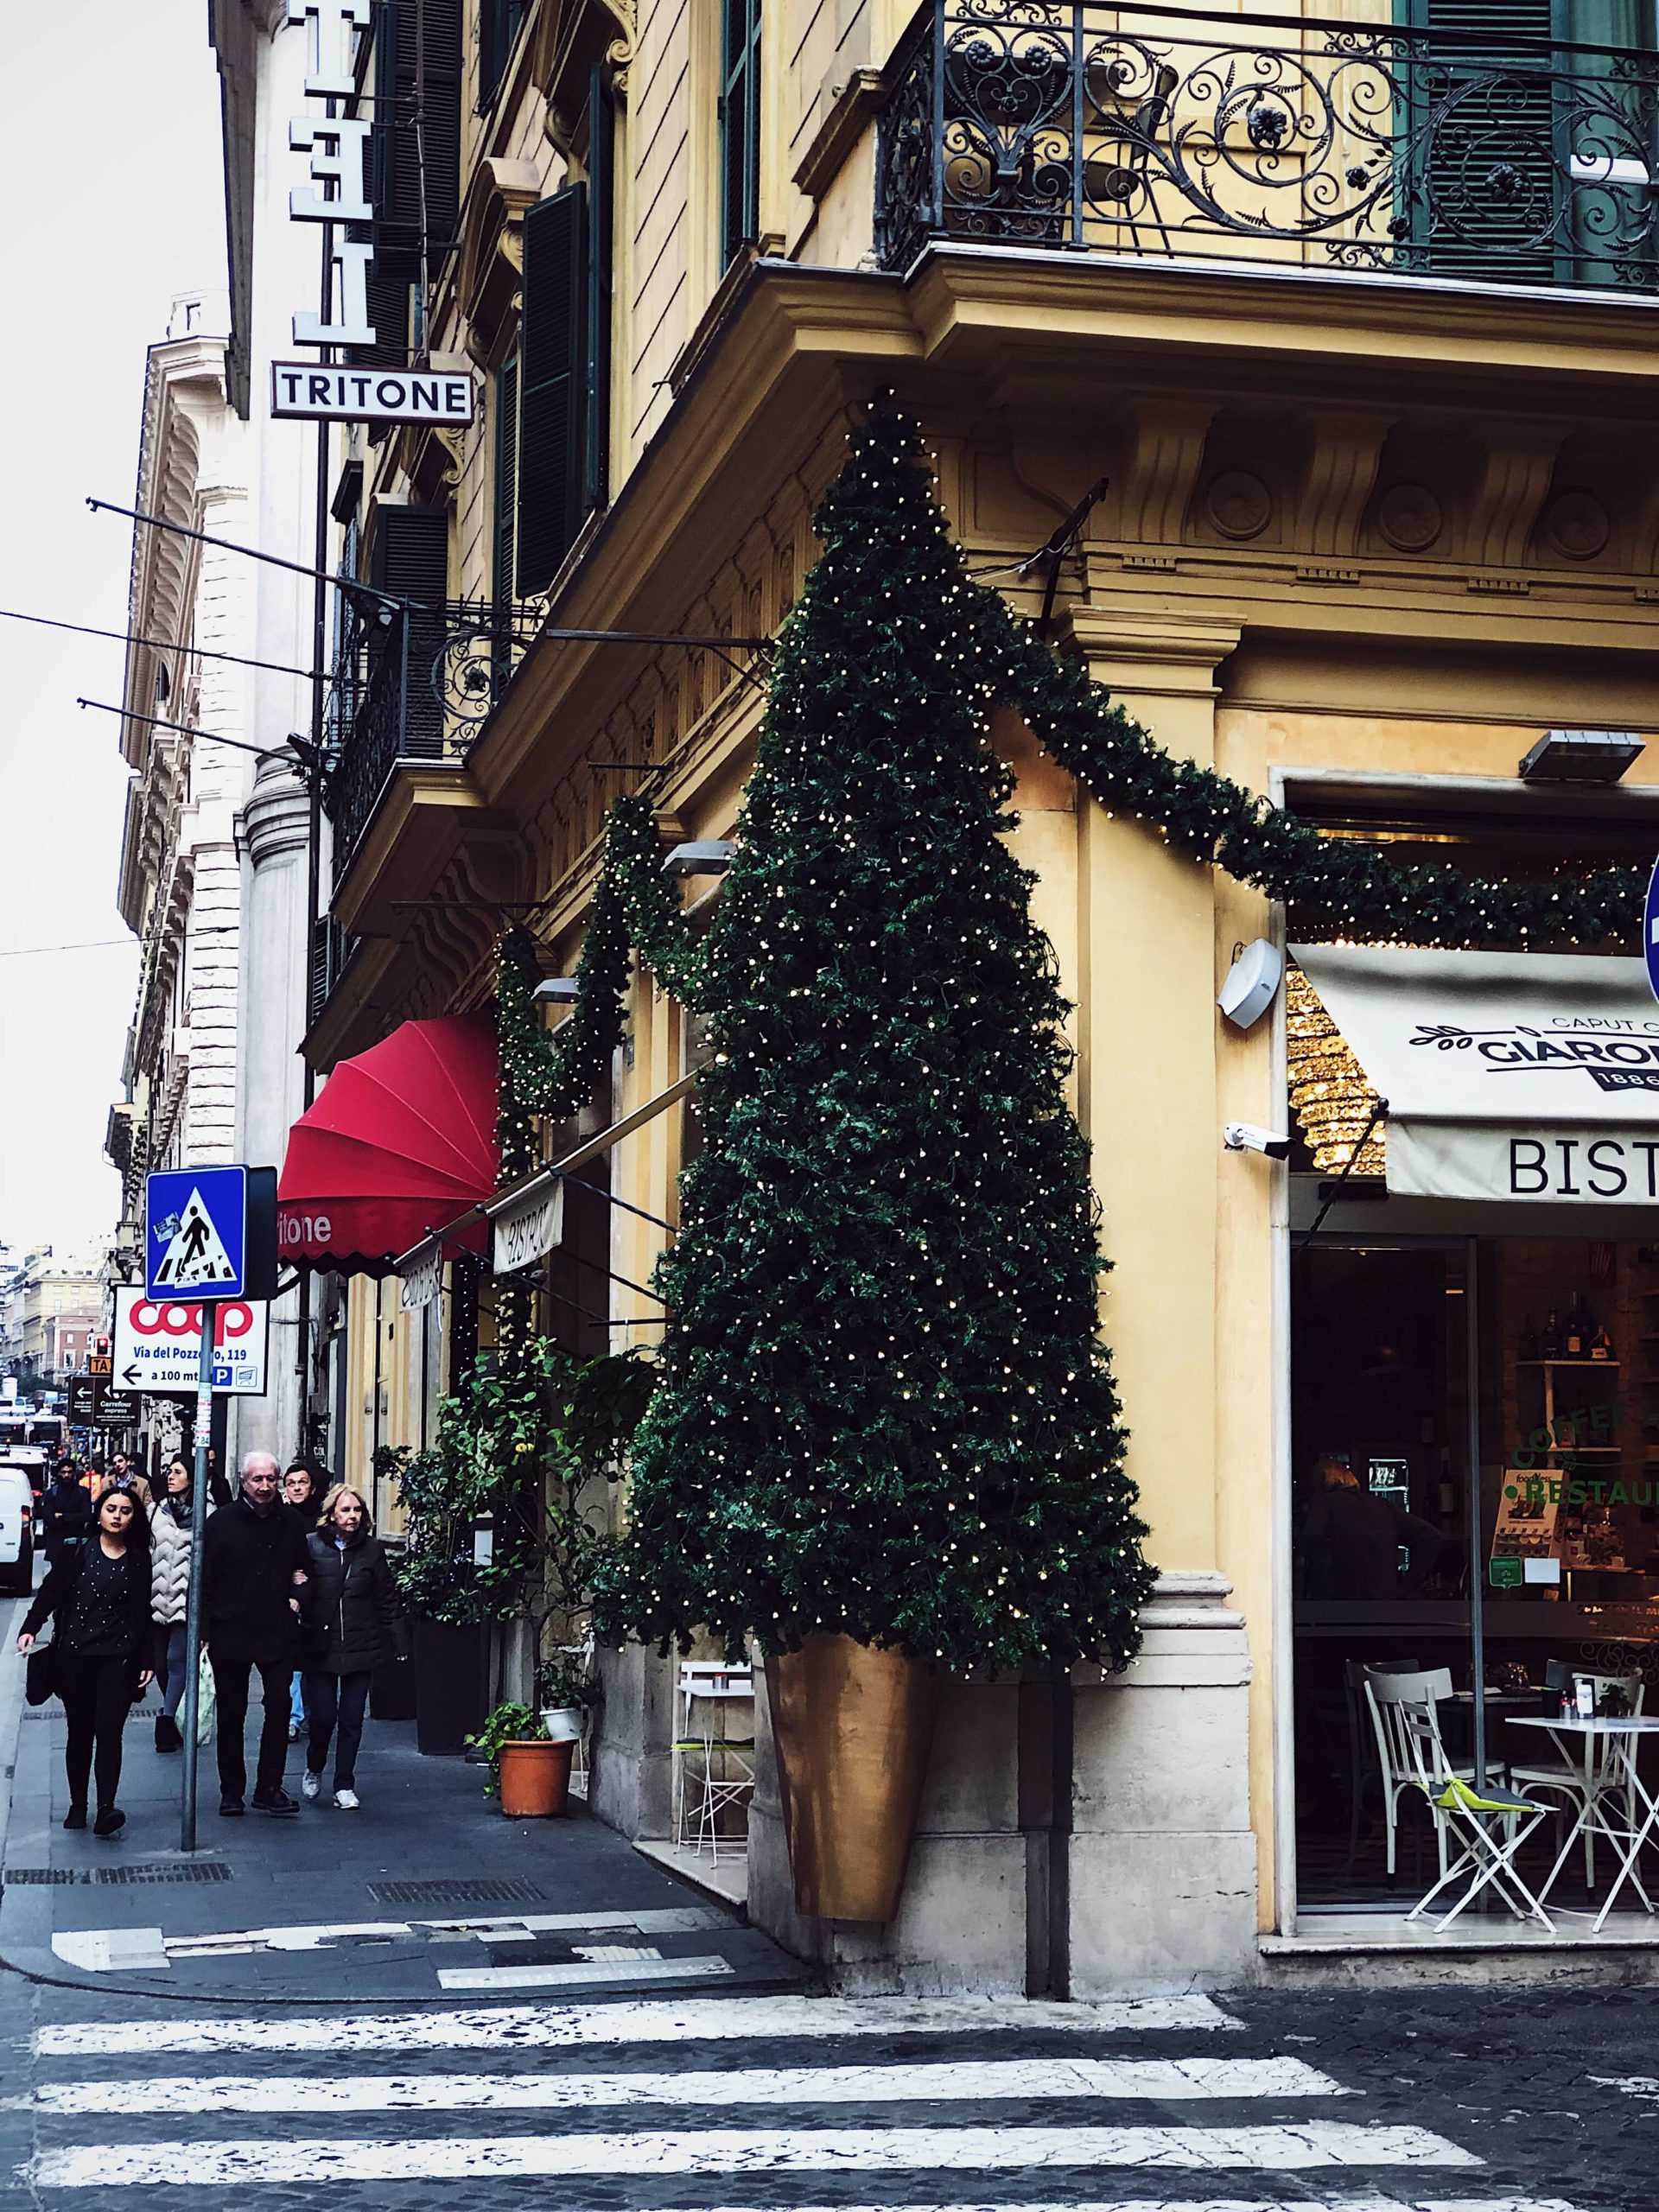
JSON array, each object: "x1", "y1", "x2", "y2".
[
  {"x1": 494, "y1": 353, "x2": 520, "y2": 605},
  {"x1": 517, "y1": 186, "x2": 588, "y2": 596},
  {"x1": 719, "y1": 0, "x2": 762, "y2": 270},
  {"x1": 1402, "y1": 0, "x2": 1563, "y2": 280},
  {"x1": 369, "y1": 505, "x2": 450, "y2": 758},
  {"x1": 585, "y1": 67, "x2": 613, "y2": 518},
  {"x1": 353, "y1": 0, "x2": 464, "y2": 368}
]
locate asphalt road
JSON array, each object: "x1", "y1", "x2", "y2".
[
  {"x1": 0, "y1": 1971, "x2": 1651, "y2": 2209},
  {"x1": 1, "y1": 1589, "x2": 1656, "y2": 2208}
]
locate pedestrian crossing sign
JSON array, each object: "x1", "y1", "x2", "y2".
[{"x1": 145, "y1": 1166, "x2": 250, "y2": 1300}]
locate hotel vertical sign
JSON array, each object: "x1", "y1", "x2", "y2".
[{"x1": 270, "y1": 0, "x2": 474, "y2": 425}]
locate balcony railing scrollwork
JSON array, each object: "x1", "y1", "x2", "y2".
[
  {"x1": 875, "y1": 1, "x2": 1659, "y2": 292},
  {"x1": 324, "y1": 594, "x2": 544, "y2": 876}
]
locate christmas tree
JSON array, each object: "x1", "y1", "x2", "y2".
[{"x1": 591, "y1": 399, "x2": 1155, "y2": 1674}]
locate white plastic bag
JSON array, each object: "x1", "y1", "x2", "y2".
[{"x1": 196, "y1": 1649, "x2": 216, "y2": 1746}]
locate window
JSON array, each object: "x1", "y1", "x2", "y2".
[
  {"x1": 514, "y1": 72, "x2": 614, "y2": 592},
  {"x1": 1401, "y1": 0, "x2": 1658, "y2": 283},
  {"x1": 719, "y1": 0, "x2": 762, "y2": 270},
  {"x1": 353, "y1": 0, "x2": 464, "y2": 368},
  {"x1": 368, "y1": 505, "x2": 450, "y2": 755},
  {"x1": 479, "y1": 0, "x2": 527, "y2": 111},
  {"x1": 493, "y1": 352, "x2": 519, "y2": 605}
]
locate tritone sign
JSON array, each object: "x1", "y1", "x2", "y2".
[
  {"x1": 279, "y1": 2, "x2": 475, "y2": 423},
  {"x1": 271, "y1": 364, "x2": 475, "y2": 426}
]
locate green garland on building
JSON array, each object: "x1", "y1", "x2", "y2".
[
  {"x1": 496, "y1": 443, "x2": 1641, "y2": 1154},
  {"x1": 1001, "y1": 629, "x2": 1642, "y2": 948}
]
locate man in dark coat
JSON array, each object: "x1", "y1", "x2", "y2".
[
  {"x1": 200, "y1": 1451, "x2": 310, "y2": 1816},
  {"x1": 39, "y1": 1462, "x2": 92, "y2": 1568}
]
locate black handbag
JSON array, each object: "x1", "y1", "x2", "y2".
[{"x1": 24, "y1": 1640, "x2": 55, "y2": 1707}]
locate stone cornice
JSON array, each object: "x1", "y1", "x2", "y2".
[
  {"x1": 451, "y1": 156, "x2": 544, "y2": 367},
  {"x1": 240, "y1": 758, "x2": 312, "y2": 870}
]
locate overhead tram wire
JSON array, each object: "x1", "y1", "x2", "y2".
[
  {"x1": 75, "y1": 697, "x2": 323, "y2": 775},
  {"x1": 0, "y1": 605, "x2": 322, "y2": 683},
  {"x1": 89, "y1": 497, "x2": 774, "y2": 649}
]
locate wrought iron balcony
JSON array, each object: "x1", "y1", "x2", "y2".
[
  {"x1": 875, "y1": 2, "x2": 1659, "y2": 292},
  {"x1": 324, "y1": 595, "x2": 543, "y2": 875}
]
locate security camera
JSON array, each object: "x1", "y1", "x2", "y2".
[
  {"x1": 1217, "y1": 938, "x2": 1284, "y2": 1031},
  {"x1": 1224, "y1": 1122, "x2": 1290, "y2": 1160}
]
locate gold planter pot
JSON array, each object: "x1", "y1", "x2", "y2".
[{"x1": 765, "y1": 1634, "x2": 944, "y2": 1923}]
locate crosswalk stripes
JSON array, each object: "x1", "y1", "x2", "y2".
[
  {"x1": 35, "y1": 2054, "x2": 1355, "y2": 2113},
  {"x1": 17, "y1": 1993, "x2": 1586, "y2": 2203},
  {"x1": 33, "y1": 1992, "x2": 1240, "y2": 2056}
]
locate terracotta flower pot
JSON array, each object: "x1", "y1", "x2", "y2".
[
  {"x1": 498, "y1": 1737, "x2": 574, "y2": 1818},
  {"x1": 766, "y1": 1634, "x2": 943, "y2": 1922}
]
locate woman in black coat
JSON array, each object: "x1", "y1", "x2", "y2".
[
  {"x1": 298, "y1": 1487, "x2": 408, "y2": 1810},
  {"x1": 16, "y1": 1490, "x2": 154, "y2": 1835}
]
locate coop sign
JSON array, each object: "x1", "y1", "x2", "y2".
[{"x1": 277, "y1": 1, "x2": 475, "y2": 423}]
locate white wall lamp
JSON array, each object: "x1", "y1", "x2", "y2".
[
  {"x1": 1217, "y1": 938, "x2": 1284, "y2": 1031},
  {"x1": 532, "y1": 978, "x2": 582, "y2": 1005}
]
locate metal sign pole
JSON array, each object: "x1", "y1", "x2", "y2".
[{"x1": 179, "y1": 1303, "x2": 217, "y2": 1854}]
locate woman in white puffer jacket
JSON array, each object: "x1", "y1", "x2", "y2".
[{"x1": 149, "y1": 1459, "x2": 212, "y2": 1754}]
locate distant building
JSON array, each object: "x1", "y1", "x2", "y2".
[{"x1": 5, "y1": 1253, "x2": 105, "y2": 1387}]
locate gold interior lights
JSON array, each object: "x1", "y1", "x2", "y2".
[{"x1": 1286, "y1": 967, "x2": 1387, "y2": 1177}]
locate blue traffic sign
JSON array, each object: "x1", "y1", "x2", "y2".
[
  {"x1": 145, "y1": 1166, "x2": 250, "y2": 1300},
  {"x1": 1645, "y1": 857, "x2": 1659, "y2": 1007}
]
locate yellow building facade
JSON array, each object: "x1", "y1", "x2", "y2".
[{"x1": 308, "y1": 0, "x2": 1659, "y2": 1987}]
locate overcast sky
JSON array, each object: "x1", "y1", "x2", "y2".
[{"x1": 0, "y1": 3, "x2": 226, "y2": 1262}]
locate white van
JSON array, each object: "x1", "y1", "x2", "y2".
[{"x1": 0, "y1": 1468, "x2": 34, "y2": 1594}]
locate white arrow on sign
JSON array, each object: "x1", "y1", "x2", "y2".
[{"x1": 112, "y1": 1294, "x2": 270, "y2": 1397}]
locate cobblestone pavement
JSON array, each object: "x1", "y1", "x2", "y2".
[{"x1": 0, "y1": 1974, "x2": 1651, "y2": 2209}]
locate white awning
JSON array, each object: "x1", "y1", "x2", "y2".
[{"x1": 1289, "y1": 947, "x2": 1659, "y2": 1205}]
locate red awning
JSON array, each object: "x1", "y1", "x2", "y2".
[{"x1": 277, "y1": 1015, "x2": 499, "y2": 1274}]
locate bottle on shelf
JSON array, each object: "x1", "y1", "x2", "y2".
[
  {"x1": 1592, "y1": 1320, "x2": 1615, "y2": 1362},
  {"x1": 1519, "y1": 1315, "x2": 1540, "y2": 1363},
  {"x1": 1565, "y1": 1300, "x2": 1585, "y2": 1358},
  {"x1": 1541, "y1": 1308, "x2": 1563, "y2": 1361}
]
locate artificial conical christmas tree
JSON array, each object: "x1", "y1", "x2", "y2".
[{"x1": 592, "y1": 398, "x2": 1154, "y2": 1675}]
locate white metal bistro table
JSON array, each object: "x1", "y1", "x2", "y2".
[{"x1": 1507, "y1": 1714, "x2": 1659, "y2": 1933}]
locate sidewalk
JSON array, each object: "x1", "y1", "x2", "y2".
[{"x1": 0, "y1": 1657, "x2": 809, "y2": 2006}]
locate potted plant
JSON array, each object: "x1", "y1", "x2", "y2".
[
  {"x1": 537, "y1": 1656, "x2": 595, "y2": 1743},
  {"x1": 469, "y1": 1700, "x2": 574, "y2": 1819}
]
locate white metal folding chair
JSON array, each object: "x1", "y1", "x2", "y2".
[
  {"x1": 1365, "y1": 1670, "x2": 1550, "y2": 1930},
  {"x1": 1509, "y1": 1671, "x2": 1645, "y2": 1890},
  {"x1": 672, "y1": 1662, "x2": 755, "y2": 1865},
  {"x1": 1362, "y1": 1666, "x2": 1475, "y2": 1884},
  {"x1": 1406, "y1": 1773, "x2": 1554, "y2": 1932}
]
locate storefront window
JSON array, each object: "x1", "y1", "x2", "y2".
[{"x1": 1293, "y1": 1230, "x2": 1659, "y2": 1913}]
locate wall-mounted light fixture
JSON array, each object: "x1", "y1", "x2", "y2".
[
  {"x1": 1217, "y1": 938, "x2": 1283, "y2": 1031},
  {"x1": 1519, "y1": 729, "x2": 1644, "y2": 783},
  {"x1": 662, "y1": 841, "x2": 736, "y2": 877}
]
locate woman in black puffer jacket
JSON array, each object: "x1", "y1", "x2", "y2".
[{"x1": 297, "y1": 1487, "x2": 408, "y2": 1810}]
